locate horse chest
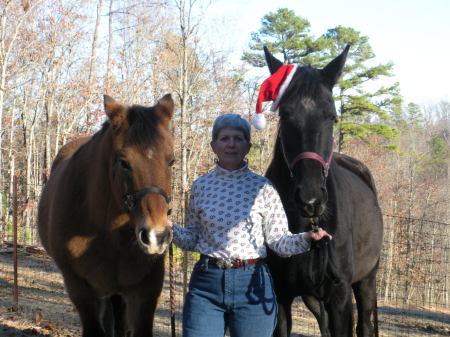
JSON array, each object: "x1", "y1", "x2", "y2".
[{"x1": 69, "y1": 242, "x2": 159, "y2": 294}]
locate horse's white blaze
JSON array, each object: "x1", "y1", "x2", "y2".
[
  {"x1": 146, "y1": 228, "x2": 170, "y2": 254},
  {"x1": 307, "y1": 198, "x2": 317, "y2": 204},
  {"x1": 301, "y1": 97, "x2": 316, "y2": 109},
  {"x1": 149, "y1": 228, "x2": 158, "y2": 246},
  {"x1": 147, "y1": 149, "x2": 154, "y2": 160}
]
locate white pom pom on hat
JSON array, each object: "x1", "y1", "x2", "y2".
[
  {"x1": 253, "y1": 112, "x2": 266, "y2": 130},
  {"x1": 253, "y1": 64, "x2": 298, "y2": 130}
]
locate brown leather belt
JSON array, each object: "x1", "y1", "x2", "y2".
[{"x1": 201, "y1": 254, "x2": 262, "y2": 269}]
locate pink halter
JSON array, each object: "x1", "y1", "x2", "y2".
[
  {"x1": 289, "y1": 151, "x2": 333, "y2": 177},
  {"x1": 278, "y1": 129, "x2": 334, "y2": 178}
]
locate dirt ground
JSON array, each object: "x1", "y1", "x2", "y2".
[{"x1": 0, "y1": 246, "x2": 449, "y2": 337}]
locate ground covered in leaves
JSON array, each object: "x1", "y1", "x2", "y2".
[{"x1": 0, "y1": 245, "x2": 449, "y2": 337}]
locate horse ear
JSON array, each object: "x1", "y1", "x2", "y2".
[
  {"x1": 104, "y1": 95, "x2": 128, "y2": 131},
  {"x1": 264, "y1": 46, "x2": 284, "y2": 74},
  {"x1": 321, "y1": 44, "x2": 351, "y2": 89},
  {"x1": 156, "y1": 94, "x2": 174, "y2": 119}
]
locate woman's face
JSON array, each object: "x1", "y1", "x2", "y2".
[{"x1": 210, "y1": 127, "x2": 251, "y2": 170}]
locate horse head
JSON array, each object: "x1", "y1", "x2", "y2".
[
  {"x1": 264, "y1": 46, "x2": 349, "y2": 219},
  {"x1": 104, "y1": 94, "x2": 174, "y2": 255}
]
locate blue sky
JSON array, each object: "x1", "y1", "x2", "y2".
[{"x1": 204, "y1": 0, "x2": 450, "y2": 105}]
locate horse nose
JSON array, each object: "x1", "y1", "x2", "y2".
[
  {"x1": 303, "y1": 199, "x2": 323, "y2": 217},
  {"x1": 156, "y1": 226, "x2": 172, "y2": 246},
  {"x1": 137, "y1": 226, "x2": 172, "y2": 255},
  {"x1": 294, "y1": 185, "x2": 327, "y2": 217}
]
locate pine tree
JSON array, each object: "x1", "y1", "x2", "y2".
[
  {"x1": 243, "y1": 9, "x2": 402, "y2": 151},
  {"x1": 242, "y1": 8, "x2": 326, "y2": 66},
  {"x1": 322, "y1": 26, "x2": 402, "y2": 151}
]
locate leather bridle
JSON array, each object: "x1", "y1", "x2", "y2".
[
  {"x1": 278, "y1": 127, "x2": 334, "y2": 179},
  {"x1": 123, "y1": 187, "x2": 172, "y2": 215}
]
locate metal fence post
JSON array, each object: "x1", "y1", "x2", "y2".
[
  {"x1": 12, "y1": 174, "x2": 19, "y2": 312},
  {"x1": 169, "y1": 243, "x2": 176, "y2": 337}
]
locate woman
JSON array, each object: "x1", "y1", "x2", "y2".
[{"x1": 171, "y1": 113, "x2": 331, "y2": 337}]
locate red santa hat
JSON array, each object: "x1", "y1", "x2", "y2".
[{"x1": 253, "y1": 64, "x2": 298, "y2": 130}]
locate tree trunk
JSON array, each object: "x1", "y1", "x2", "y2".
[
  {"x1": 89, "y1": 0, "x2": 103, "y2": 86},
  {"x1": 105, "y1": 0, "x2": 114, "y2": 93},
  {"x1": 0, "y1": 0, "x2": 43, "y2": 219}
]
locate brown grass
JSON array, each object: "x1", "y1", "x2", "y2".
[{"x1": 1, "y1": 245, "x2": 449, "y2": 337}]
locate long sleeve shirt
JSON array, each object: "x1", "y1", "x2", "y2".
[{"x1": 172, "y1": 163, "x2": 310, "y2": 259}]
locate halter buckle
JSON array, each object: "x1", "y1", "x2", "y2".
[{"x1": 124, "y1": 194, "x2": 136, "y2": 212}]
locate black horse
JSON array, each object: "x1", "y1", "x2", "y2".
[{"x1": 264, "y1": 46, "x2": 383, "y2": 337}]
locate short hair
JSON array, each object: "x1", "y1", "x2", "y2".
[{"x1": 212, "y1": 114, "x2": 251, "y2": 143}]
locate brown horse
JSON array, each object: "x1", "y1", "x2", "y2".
[{"x1": 38, "y1": 94, "x2": 175, "y2": 337}]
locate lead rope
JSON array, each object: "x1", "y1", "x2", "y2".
[{"x1": 306, "y1": 221, "x2": 341, "y2": 331}]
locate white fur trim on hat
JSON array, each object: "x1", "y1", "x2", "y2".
[
  {"x1": 270, "y1": 64, "x2": 298, "y2": 112},
  {"x1": 253, "y1": 113, "x2": 266, "y2": 130}
]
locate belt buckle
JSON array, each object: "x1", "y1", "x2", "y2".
[{"x1": 216, "y1": 259, "x2": 234, "y2": 269}]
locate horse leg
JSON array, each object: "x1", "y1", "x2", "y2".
[
  {"x1": 100, "y1": 297, "x2": 114, "y2": 336},
  {"x1": 352, "y1": 268, "x2": 378, "y2": 337},
  {"x1": 100, "y1": 295, "x2": 127, "y2": 337},
  {"x1": 326, "y1": 283, "x2": 353, "y2": 337},
  {"x1": 303, "y1": 295, "x2": 331, "y2": 337},
  {"x1": 124, "y1": 290, "x2": 159, "y2": 337},
  {"x1": 110, "y1": 294, "x2": 127, "y2": 337},
  {"x1": 272, "y1": 296, "x2": 293, "y2": 337},
  {"x1": 62, "y1": 271, "x2": 105, "y2": 337}
]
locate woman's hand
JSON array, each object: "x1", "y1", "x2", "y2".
[{"x1": 304, "y1": 228, "x2": 332, "y2": 242}]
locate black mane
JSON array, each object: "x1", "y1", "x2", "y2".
[{"x1": 282, "y1": 66, "x2": 323, "y2": 103}]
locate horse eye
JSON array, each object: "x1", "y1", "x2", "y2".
[
  {"x1": 168, "y1": 159, "x2": 175, "y2": 167},
  {"x1": 120, "y1": 159, "x2": 132, "y2": 171}
]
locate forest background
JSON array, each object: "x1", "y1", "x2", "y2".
[{"x1": 0, "y1": 0, "x2": 449, "y2": 244}]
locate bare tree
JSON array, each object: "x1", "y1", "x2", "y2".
[{"x1": 0, "y1": 0, "x2": 44, "y2": 215}]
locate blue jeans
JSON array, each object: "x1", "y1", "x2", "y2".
[{"x1": 182, "y1": 259, "x2": 277, "y2": 337}]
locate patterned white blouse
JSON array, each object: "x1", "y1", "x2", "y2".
[{"x1": 172, "y1": 163, "x2": 310, "y2": 259}]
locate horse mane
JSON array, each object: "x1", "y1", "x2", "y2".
[
  {"x1": 51, "y1": 136, "x2": 91, "y2": 172},
  {"x1": 126, "y1": 104, "x2": 162, "y2": 148},
  {"x1": 267, "y1": 134, "x2": 287, "y2": 176},
  {"x1": 333, "y1": 153, "x2": 378, "y2": 196},
  {"x1": 282, "y1": 65, "x2": 322, "y2": 102},
  {"x1": 98, "y1": 104, "x2": 162, "y2": 149},
  {"x1": 51, "y1": 104, "x2": 162, "y2": 174}
]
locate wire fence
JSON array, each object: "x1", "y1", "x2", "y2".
[{"x1": 1, "y1": 214, "x2": 449, "y2": 336}]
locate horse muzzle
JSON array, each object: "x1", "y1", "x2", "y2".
[
  {"x1": 136, "y1": 225, "x2": 173, "y2": 255},
  {"x1": 293, "y1": 186, "x2": 328, "y2": 218},
  {"x1": 301, "y1": 199, "x2": 326, "y2": 218}
]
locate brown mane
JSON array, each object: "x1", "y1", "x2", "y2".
[{"x1": 51, "y1": 136, "x2": 91, "y2": 171}]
